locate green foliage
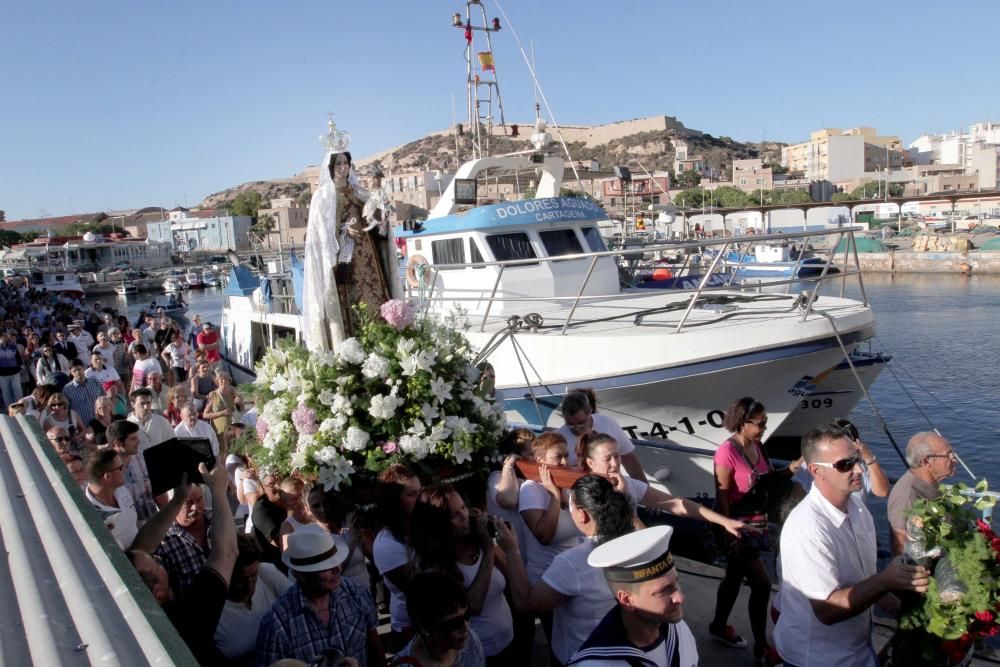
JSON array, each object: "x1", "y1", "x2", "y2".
[
  {"x1": 674, "y1": 169, "x2": 702, "y2": 189},
  {"x1": 897, "y1": 481, "x2": 1000, "y2": 648},
  {"x1": 831, "y1": 192, "x2": 855, "y2": 202},
  {"x1": 231, "y1": 191, "x2": 264, "y2": 221},
  {"x1": 0, "y1": 230, "x2": 26, "y2": 245},
  {"x1": 712, "y1": 186, "x2": 751, "y2": 209}
]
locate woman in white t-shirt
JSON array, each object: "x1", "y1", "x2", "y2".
[
  {"x1": 373, "y1": 463, "x2": 422, "y2": 650},
  {"x1": 578, "y1": 432, "x2": 745, "y2": 537},
  {"x1": 410, "y1": 484, "x2": 514, "y2": 664},
  {"x1": 555, "y1": 389, "x2": 648, "y2": 482},
  {"x1": 502, "y1": 474, "x2": 635, "y2": 665},
  {"x1": 518, "y1": 432, "x2": 584, "y2": 583}
]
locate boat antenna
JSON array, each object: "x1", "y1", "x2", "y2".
[
  {"x1": 491, "y1": 0, "x2": 584, "y2": 193},
  {"x1": 455, "y1": 1, "x2": 506, "y2": 159}
]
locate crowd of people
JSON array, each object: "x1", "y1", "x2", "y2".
[{"x1": 1, "y1": 278, "x2": 963, "y2": 667}]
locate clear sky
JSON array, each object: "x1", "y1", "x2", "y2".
[{"x1": 2, "y1": 0, "x2": 998, "y2": 221}]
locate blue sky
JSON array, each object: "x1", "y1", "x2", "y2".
[{"x1": 2, "y1": 1, "x2": 998, "y2": 221}]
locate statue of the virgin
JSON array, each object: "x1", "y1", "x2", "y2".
[{"x1": 302, "y1": 117, "x2": 401, "y2": 351}]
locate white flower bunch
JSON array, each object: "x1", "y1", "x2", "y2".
[
  {"x1": 361, "y1": 353, "x2": 390, "y2": 380},
  {"x1": 342, "y1": 426, "x2": 370, "y2": 452},
  {"x1": 370, "y1": 393, "x2": 404, "y2": 421},
  {"x1": 338, "y1": 337, "x2": 366, "y2": 365}
]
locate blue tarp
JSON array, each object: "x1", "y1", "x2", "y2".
[
  {"x1": 223, "y1": 265, "x2": 260, "y2": 297},
  {"x1": 291, "y1": 253, "x2": 304, "y2": 313}
]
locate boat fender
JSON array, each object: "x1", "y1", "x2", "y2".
[
  {"x1": 653, "y1": 468, "x2": 672, "y2": 483},
  {"x1": 406, "y1": 255, "x2": 433, "y2": 289}
]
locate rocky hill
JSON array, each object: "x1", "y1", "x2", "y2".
[{"x1": 200, "y1": 115, "x2": 786, "y2": 207}]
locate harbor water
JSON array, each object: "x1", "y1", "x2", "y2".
[{"x1": 113, "y1": 273, "x2": 1000, "y2": 509}]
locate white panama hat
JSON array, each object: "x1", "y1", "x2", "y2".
[{"x1": 282, "y1": 529, "x2": 349, "y2": 573}]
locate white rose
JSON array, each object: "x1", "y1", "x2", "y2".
[
  {"x1": 361, "y1": 353, "x2": 390, "y2": 380},
  {"x1": 343, "y1": 426, "x2": 370, "y2": 452},
  {"x1": 338, "y1": 337, "x2": 366, "y2": 365}
]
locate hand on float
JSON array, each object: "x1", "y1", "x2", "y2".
[
  {"x1": 539, "y1": 464, "x2": 560, "y2": 498},
  {"x1": 882, "y1": 556, "x2": 930, "y2": 593},
  {"x1": 726, "y1": 517, "x2": 749, "y2": 538}
]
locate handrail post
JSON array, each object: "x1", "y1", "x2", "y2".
[
  {"x1": 561, "y1": 255, "x2": 599, "y2": 335},
  {"x1": 421, "y1": 265, "x2": 442, "y2": 317},
  {"x1": 850, "y1": 232, "x2": 869, "y2": 306},
  {"x1": 724, "y1": 241, "x2": 752, "y2": 287},
  {"x1": 478, "y1": 264, "x2": 506, "y2": 332},
  {"x1": 675, "y1": 241, "x2": 729, "y2": 333},
  {"x1": 799, "y1": 232, "x2": 843, "y2": 321},
  {"x1": 785, "y1": 235, "x2": 812, "y2": 294},
  {"x1": 840, "y1": 232, "x2": 850, "y2": 298}
]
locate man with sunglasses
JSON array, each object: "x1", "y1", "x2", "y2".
[
  {"x1": 886, "y1": 432, "x2": 956, "y2": 557},
  {"x1": 84, "y1": 448, "x2": 138, "y2": 550},
  {"x1": 775, "y1": 425, "x2": 930, "y2": 667}
]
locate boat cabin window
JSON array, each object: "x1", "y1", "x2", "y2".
[
  {"x1": 469, "y1": 239, "x2": 485, "y2": 268},
  {"x1": 431, "y1": 238, "x2": 465, "y2": 268},
  {"x1": 538, "y1": 229, "x2": 583, "y2": 258},
  {"x1": 486, "y1": 232, "x2": 537, "y2": 264},
  {"x1": 581, "y1": 226, "x2": 607, "y2": 252}
]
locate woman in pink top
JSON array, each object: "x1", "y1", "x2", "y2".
[{"x1": 710, "y1": 397, "x2": 801, "y2": 666}]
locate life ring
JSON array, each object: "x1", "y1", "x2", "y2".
[{"x1": 406, "y1": 254, "x2": 433, "y2": 289}]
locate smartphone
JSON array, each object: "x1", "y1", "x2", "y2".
[{"x1": 144, "y1": 437, "x2": 216, "y2": 496}]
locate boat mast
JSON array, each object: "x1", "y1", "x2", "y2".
[{"x1": 455, "y1": 1, "x2": 507, "y2": 160}]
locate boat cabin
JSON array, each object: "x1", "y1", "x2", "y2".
[{"x1": 396, "y1": 196, "x2": 620, "y2": 316}]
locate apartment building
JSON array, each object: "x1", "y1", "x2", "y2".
[{"x1": 782, "y1": 127, "x2": 903, "y2": 182}]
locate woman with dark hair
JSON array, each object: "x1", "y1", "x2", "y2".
[
  {"x1": 503, "y1": 474, "x2": 635, "y2": 665},
  {"x1": 710, "y1": 397, "x2": 799, "y2": 666},
  {"x1": 578, "y1": 431, "x2": 745, "y2": 537},
  {"x1": 409, "y1": 484, "x2": 513, "y2": 665},
  {"x1": 555, "y1": 389, "x2": 647, "y2": 482},
  {"x1": 306, "y1": 484, "x2": 369, "y2": 587},
  {"x1": 392, "y1": 571, "x2": 485, "y2": 667},
  {"x1": 373, "y1": 463, "x2": 422, "y2": 648}
]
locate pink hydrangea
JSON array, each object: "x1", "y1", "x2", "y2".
[
  {"x1": 291, "y1": 404, "x2": 318, "y2": 434},
  {"x1": 256, "y1": 417, "x2": 270, "y2": 441},
  {"x1": 382, "y1": 440, "x2": 398, "y2": 454},
  {"x1": 380, "y1": 299, "x2": 416, "y2": 330}
]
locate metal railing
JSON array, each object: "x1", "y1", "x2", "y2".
[{"x1": 403, "y1": 227, "x2": 868, "y2": 335}]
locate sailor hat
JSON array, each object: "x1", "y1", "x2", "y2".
[
  {"x1": 282, "y1": 529, "x2": 349, "y2": 573},
  {"x1": 588, "y1": 525, "x2": 675, "y2": 583}
]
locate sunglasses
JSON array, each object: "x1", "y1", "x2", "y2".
[
  {"x1": 434, "y1": 608, "x2": 472, "y2": 633},
  {"x1": 49, "y1": 435, "x2": 71, "y2": 442},
  {"x1": 813, "y1": 453, "x2": 863, "y2": 473},
  {"x1": 747, "y1": 419, "x2": 768, "y2": 428},
  {"x1": 49, "y1": 403, "x2": 68, "y2": 408}
]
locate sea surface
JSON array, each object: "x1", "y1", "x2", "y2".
[{"x1": 114, "y1": 273, "x2": 1000, "y2": 512}]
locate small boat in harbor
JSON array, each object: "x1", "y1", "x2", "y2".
[
  {"x1": 113, "y1": 280, "x2": 138, "y2": 296},
  {"x1": 710, "y1": 242, "x2": 839, "y2": 279},
  {"x1": 201, "y1": 270, "x2": 219, "y2": 287},
  {"x1": 162, "y1": 276, "x2": 184, "y2": 292},
  {"x1": 185, "y1": 270, "x2": 205, "y2": 289},
  {"x1": 147, "y1": 292, "x2": 187, "y2": 317}
]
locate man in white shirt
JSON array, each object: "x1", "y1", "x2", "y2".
[
  {"x1": 174, "y1": 402, "x2": 220, "y2": 456},
  {"x1": 127, "y1": 387, "x2": 175, "y2": 451},
  {"x1": 67, "y1": 322, "x2": 94, "y2": 353},
  {"x1": 84, "y1": 448, "x2": 138, "y2": 550},
  {"x1": 775, "y1": 425, "x2": 931, "y2": 667}
]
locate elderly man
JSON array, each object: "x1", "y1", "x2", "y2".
[
  {"x1": 127, "y1": 387, "x2": 175, "y2": 451},
  {"x1": 127, "y1": 440, "x2": 236, "y2": 665},
  {"x1": 67, "y1": 322, "x2": 95, "y2": 355},
  {"x1": 106, "y1": 419, "x2": 162, "y2": 521},
  {"x1": 155, "y1": 483, "x2": 213, "y2": 596},
  {"x1": 84, "y1": 448, "x2": 138, "y2": 550},
  {"x1": 63, "y1": 359, "x2": 105, "y2": 425},
  {"x1": 92, "y1": 330, "x2": 116, "y2": 367},
  {"x1": 256, "y1": 530, "x2": 383, "y2": 667},
  {"x1": 567, "y1": 525, "x2": 697, "y2": 666},
  {"x1": 775, "y1": 425, "x2": 930, "y2": 667},
  {"x1": 174, "y1": 402, "x2": 220, "y2": 456},
  {"x1": 887, "y1": 432, "x2": 957, "y2": 556},
  {"x1": 46, "y1": 426, "x2": 74, "y2": 457}
]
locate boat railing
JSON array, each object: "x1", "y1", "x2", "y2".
[{"x1": 404, "y1": 227, "x2": 868, "y2": 334}]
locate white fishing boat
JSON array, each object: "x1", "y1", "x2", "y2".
[
  {"x1": 29, "y1": 269, "x2": 85, "y2": 299},
  {"x1": 218, "y1": 10, "x2": 885, "y2": 500},
  {"x1": 146, "y1": 293, "x2": 188, "y2": 317}
]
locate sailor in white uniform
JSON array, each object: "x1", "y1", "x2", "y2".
[{"x1": 567, "y1": 525, "x2": 698, "y2": 667}]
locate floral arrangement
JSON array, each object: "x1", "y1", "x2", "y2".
[
  {"x1": 896, "y1": 480, "x2": 1000, "y2": 666},
  {"x1": 248, "y1": 300, "x2": 506, "y2": 492}
]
